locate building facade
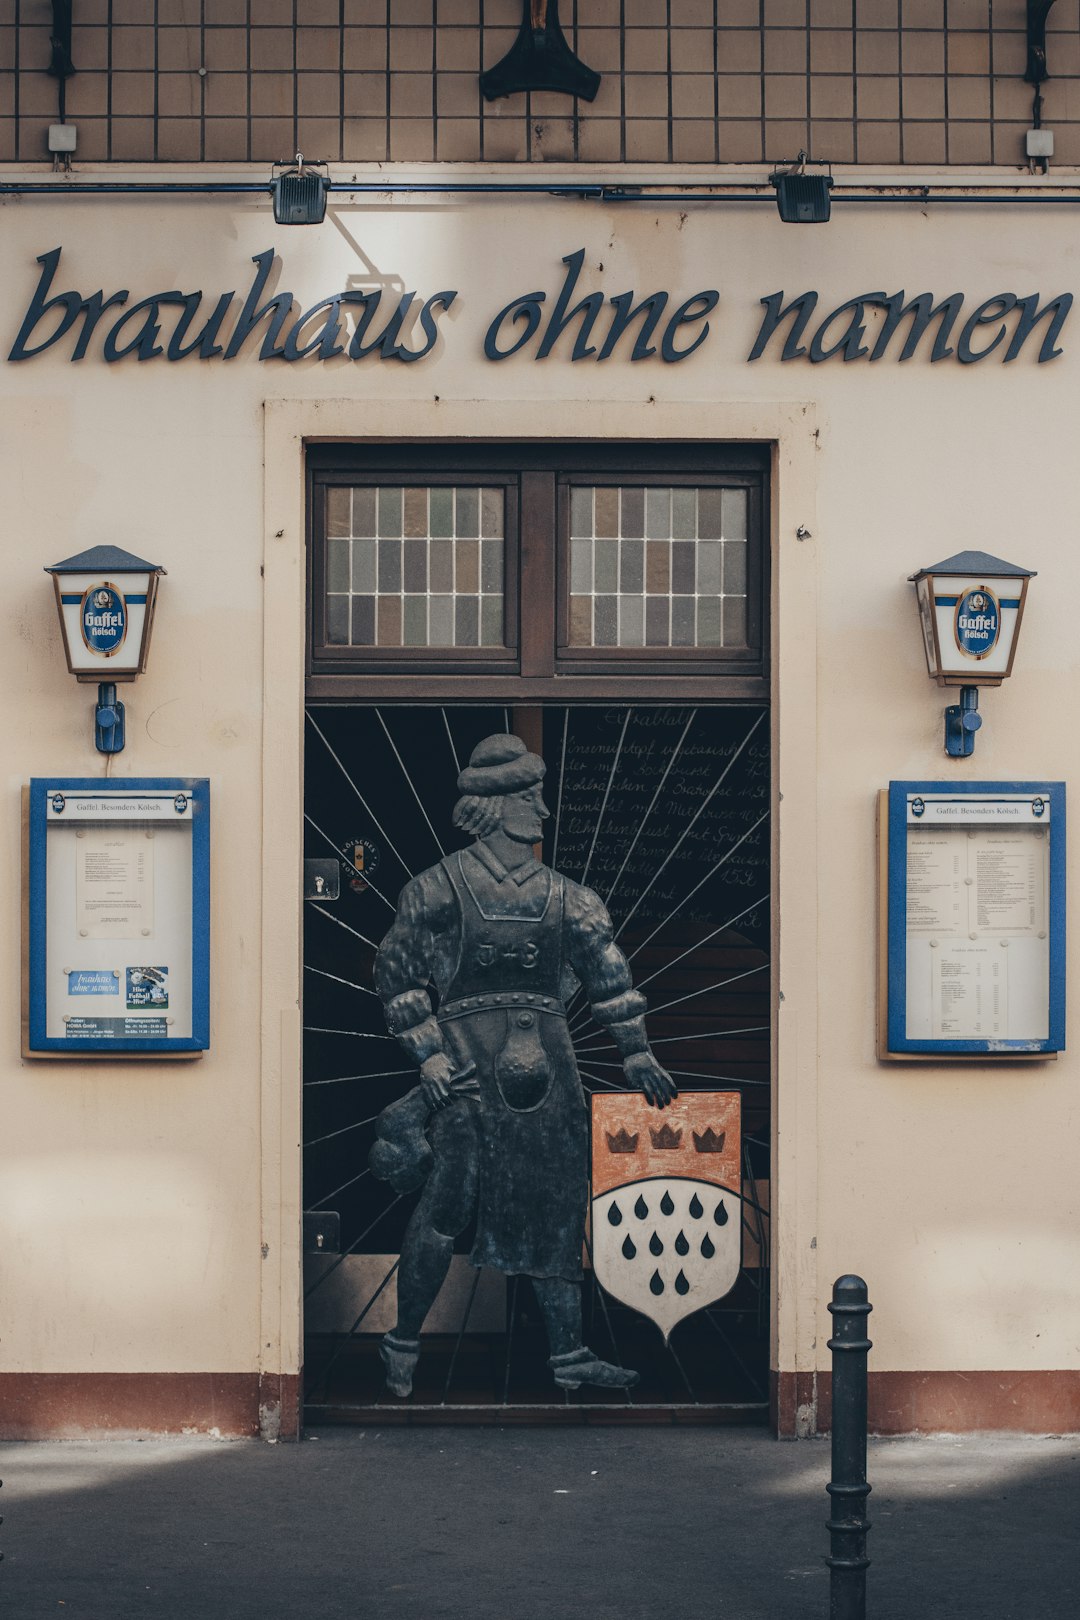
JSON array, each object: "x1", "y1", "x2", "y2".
[{"x1": 1, "y1": 0, "x2": 1079, "y2": 1439}]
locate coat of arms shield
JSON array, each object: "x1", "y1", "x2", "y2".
[{"x1": 590, "y1": 1092, "x2": 742, "y2": 1341}]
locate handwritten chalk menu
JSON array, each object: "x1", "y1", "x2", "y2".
[
  {"x1": 541, "y1": 705, "x2": 769, "y2": 948},
  {"x1": 27, "y1": 780, "x2": 210, "y2": 1055},
  {"x1": 884, "y1": 784, "x2": 1065, "y2": 1057}
]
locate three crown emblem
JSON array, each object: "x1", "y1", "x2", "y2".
[{"x1": 604, "y1": 1123, "x2": 727, "y2": 1154}]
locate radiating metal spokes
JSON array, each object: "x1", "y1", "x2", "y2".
[{"x1": 302, "y1": 703, "x2": 770, "y2": 1419}]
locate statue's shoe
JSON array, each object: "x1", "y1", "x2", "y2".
[
  {"x1": 379, "y1": 1332, "x2": 420, "y2": 1398},
  {"x1": 549, "y1": 1347, "x2": 640, "y2": 1390}
]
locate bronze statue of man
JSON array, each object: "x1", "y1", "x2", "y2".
[{"x1": 372, "y1": 733, "x2": 677, "y2": 1397}]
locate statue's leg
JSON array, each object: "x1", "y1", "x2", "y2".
[
  {"x1": 382, "y1": 1103, "x2": 478, "y2": 1396},
  {"x1": 531, "y1": 1275, "x2": 640, "y2": 1391},
  {"x1": 529, "y1": 1275, "x2": 581, "y2": 1357}
]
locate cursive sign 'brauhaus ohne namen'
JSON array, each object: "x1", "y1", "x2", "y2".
[{"x1": 7, "y1": 246, "x2": 1072, "y2": 368}]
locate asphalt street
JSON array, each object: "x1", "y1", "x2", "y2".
[{"x1": 1, "y1": 1427, "x2": 1077, "y2": 1619}]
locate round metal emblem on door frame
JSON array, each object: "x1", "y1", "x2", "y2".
[{"x1": 339, "y1": 835, "x2": 381, "y2": 893}]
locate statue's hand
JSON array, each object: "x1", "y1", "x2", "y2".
[
  {"x1": 420, "y1": 1051, "x2": 454, "y2": 1110},
  {"x1": 624, "y1": 1051, "x2": 678, "y2": 1109}
]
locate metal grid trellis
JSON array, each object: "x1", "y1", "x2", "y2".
[{"x1": 2, "y1": 1, "x2": 1071, "y2": 169}]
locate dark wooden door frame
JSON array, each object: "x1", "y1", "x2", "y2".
[{"x1": 305, "y1": 440, "x2": 770, "y2": 706}]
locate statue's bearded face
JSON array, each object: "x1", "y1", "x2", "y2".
[{"x1": 500, "y1": 782, "x2": 549, "y2": 844}]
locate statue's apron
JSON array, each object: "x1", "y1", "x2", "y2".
[{"x1": 437, "y1": 850, "x2": 587, "y2": 1281}]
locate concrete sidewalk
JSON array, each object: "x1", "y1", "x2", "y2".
[{"x1": 1, "y1": 1428, "x2": 1076, "y2": 1620}]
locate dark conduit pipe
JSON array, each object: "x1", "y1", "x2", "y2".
[{"x1": 2, "y1": 180, "x2": 1080, "y2": 205}]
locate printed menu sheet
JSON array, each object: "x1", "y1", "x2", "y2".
[
  {"x1": 75, "y1": 828, "x2": 154, "y2": 940},
  {"x1": 905, "y1": 826, "x2": 1049, "y2": 1041}
]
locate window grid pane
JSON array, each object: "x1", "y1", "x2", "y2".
[
  {"x1": 324, "y1": 485, "x2": 505, "y2": 649},
  {"x1": 567, "y1": 485, "x2": 749, "y2": 650}
]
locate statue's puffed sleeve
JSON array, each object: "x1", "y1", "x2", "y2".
[
  {"x1": 375, "y1": 865, "x2": 455, "y2": 1066},
  {"x1": 563, "y1": 879, "x2": 651, "y2": 1059}
]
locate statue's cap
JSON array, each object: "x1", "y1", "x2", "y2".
[{"x1": 457, "y1": 734, "x2": 546, "y2": 796}]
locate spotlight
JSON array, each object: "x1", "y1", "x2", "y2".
[
  {"x1": 271, "y1": 154, "x2": 330, "y2": 226},
  {"x1": 770, "y1": 156, "x2": 833, "y2": 223}
]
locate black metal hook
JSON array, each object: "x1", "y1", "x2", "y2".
[
  {"x1": 46, "y1": 0, "x2": 76, "y2": 81},
  {"x1": 1025, "y1": 0, "x2": 1058, "y2": 86},
  {"x1": 480, "y1": 0, "x2": 601, "y2": 103}
]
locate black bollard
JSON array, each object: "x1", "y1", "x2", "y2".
[{"x1": 826, "y1": 1275, "x2": 872, "y2": 1620}]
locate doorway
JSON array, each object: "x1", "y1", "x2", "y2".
[
  {"x1": 301, "y1": 442, "x2": 771, "y2": 1422},
  {"x1": 302, "y1": 702, "x2": 770, "y2": 1420}
]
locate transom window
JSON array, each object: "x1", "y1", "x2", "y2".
[
  {"x1": 325, "y1": 484, "x2": 506, "y2": 650},
  {"x1": 568, "y1": 484, "x2": 749, "y2": 650},
  {"x1": 308, "y1": 444, "x2": 766, "y2": 696}
]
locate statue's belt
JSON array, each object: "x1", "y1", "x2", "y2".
[{"x1": 438, "y1": 992, "x2": 565, "y2": 1022}]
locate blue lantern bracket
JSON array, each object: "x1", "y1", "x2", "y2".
[
  {"x1": 94, "y1": 682, "x2": 125, "y2": 754},
  {"x1": 944, "y1": 685, "x2": 982, "y2": 757}
]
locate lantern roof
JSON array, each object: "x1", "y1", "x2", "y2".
[
  {"x1": 44, "y1": 545, "x2": 166, "y2": 576},
  {"x1": 909, "y1": 551, "x2": 1036, "y2": 583}
]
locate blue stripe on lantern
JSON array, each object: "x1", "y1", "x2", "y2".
[
  {"x1": 61, "y1": 593, "x2": 147, "y2": 604},
  {"x1": 936, "y1": 596, "x2": 1020, "y2": 609}
]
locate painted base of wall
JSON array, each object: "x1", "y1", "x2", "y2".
[
  {"x1": 3, "y1": 1371, "x2": 1075, "y2": 1439},
  {"x1": 773, "y1": 1370, "x2": 1080, "y2": 1438},
  {"x1": 0, "y1": 1373, "x2": 301, "y2": 1441}
]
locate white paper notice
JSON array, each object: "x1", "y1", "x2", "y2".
[
  {"x1": 905, "y1": 824, "x2": 1049, "y2": 1041},
  {"x1": 907, "y1": 826, "x2": 1047, "y2": 938},
  {"x1": 931, "y1": 941, "x2": 1003, "y2": 1038},
  {"x1": 76, "y1": 830, "x2": 154, "y2": 940},
  {"x1": 906, "y1": 832, "x2": 965, "y2": 933},
  {"x1": 975, "y1": 835, "x2": 1044, "y2": 931}
]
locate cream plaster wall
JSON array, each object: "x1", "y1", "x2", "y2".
[{"x1": 1, "y1": 167, "x2": 1078, "y2": 1385}]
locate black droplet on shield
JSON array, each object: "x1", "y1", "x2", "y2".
[
  {"x1": 675, "y1": 1270, "x2": 690, "y2": 1296},
  {"x1": 660, "y1": 1190, "x2": 675, "y2": 1216},
  {"x1": 715, "y1": 1200, "x2": 729, "y2": 1226},
  {"x1": 674, "y1": 1230, "x2": 689, "y2": 1256},
  {"x1": 649, "y1": 1231, "x2": 664, "y2": 1256},
  {"x1": 689, "y1": 1193, "x2": 704, "y2": 1219},
  {"x1": 607, "y1": 1202, "x2": 622, "y2": 1226},
  {"x1": 701, "y1": 1232, "x2": 716, "y2": 1259},
  {"x1": 634, "y1": 1195, "x2": 649, "y2": 1219},
  {"x1": 649, "y1": 1269, "x2": 665, "y2": 1295},
  {"x1": 622, "y1": 1234, "x2": 636, "y2": 1260}
]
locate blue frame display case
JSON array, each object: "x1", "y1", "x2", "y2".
[
  {"x1": 26, "y1": 777, "x2": 210, "y2": 1056},
  {"x1": 883, "y1": 780, "x2": 1065, "y2": 1059}
]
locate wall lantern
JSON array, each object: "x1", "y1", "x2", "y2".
[
  {"x1": 909, "y1": 550, "x2": 1035, "y2": 757},
  {"x1": 44, "y1": 545, "x2": 166, "y2": 755},
  {"x1": 271, "y1": 154, "x2": 330, "y2": 226}
]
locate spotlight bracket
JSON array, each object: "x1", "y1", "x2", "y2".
[
  {"x1": 271, "y1": 154, "x2": 330, "y2": 226},
  {"x1": 769, "y1": 155, "x2": 834, "y2": 223}
]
